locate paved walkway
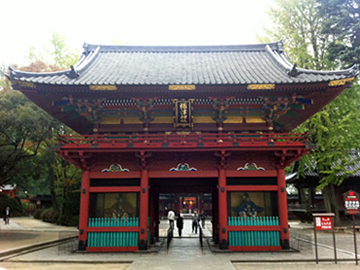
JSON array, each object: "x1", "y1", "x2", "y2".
[{"x1": 0, "y1": 217, "x2": 360, "y2": 270}]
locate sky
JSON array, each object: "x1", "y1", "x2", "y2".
[{"x1": 1, "y1": 0, "x2": 275, "y2": 66}]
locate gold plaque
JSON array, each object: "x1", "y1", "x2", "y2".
[
  {"x1": 168, "y1": 85, "x2": 196, "y2": 90},
  {"x1": 247, "y1": 84, "x2": 275, "y2": 90},
  {"x1": 89, "y1": 85, "x2": 117, "y2": 91}
]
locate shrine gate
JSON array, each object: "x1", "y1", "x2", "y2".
[{"x1": 7, "y1": 41, "x2": 358, "y2": 252}]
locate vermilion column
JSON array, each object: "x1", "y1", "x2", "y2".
[
  {"x1": 78, "y1": 170, "x2": 90, "y2": 250},
  {"x1": 139, "y1": 169, "x2": 149, "y2": 250},
  {"x1": 277, "y1": 169, "x2": 290, "y2": 249},
  {"x1": 218, "y1": 168, "x2": 228, "y2": 249}
]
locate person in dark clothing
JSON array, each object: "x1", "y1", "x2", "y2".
[
  {"x1": 176, "y1": 213, "x2": 184, "y2": 238},
  {"x1": 192, "y1": 211, "x2": 199, "y2": 234},
  {"x1": 4, "y1": 207, "x2": 10, "y2": 225},
  {"x1": 199, "y1": 210, "x2": 207, "y2": 228}
]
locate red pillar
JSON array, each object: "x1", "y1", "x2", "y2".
[
  {"x1": 218, "y1": 168, "x2": 228, "y2": 249},
  {"x1": 212, "y1": 186, "x2": 219, "y2": 243},
  {"x1": 277, "y1": 169, "x2": 290, "y2": 249},
  {"x1": 139, "y1": 169, "x2": 149, "y2": 250},
  {"x1": 78, "y1": 170, "x2": 90, "y2": 250}
]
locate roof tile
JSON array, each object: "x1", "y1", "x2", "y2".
[{"x1": 8, "y1": 42, "x2": 359, "y2": 86}]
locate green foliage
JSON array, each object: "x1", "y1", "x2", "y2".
[
  {"x1": 27, "y1": 31, "x2": 78, "y2": 69},
  {"x1": 40, "y1": 207, "x2": 59, "y2": 223},
  {"x1": 0, "y1": 193, "x2": 24, "y2": 217},
  {"x1": 317, "y1": 0, "x2": 360, "y2": 66},
  {"x1": 263, "y1": 0, "x2": 360, "y2": 188},
  {"x1": 59, "y1": 215, "x2": 79, "y2": 227},
  {"x1": 0, "y1": 90, "x2": 60, "y2": 186},
  {"x1": 263, "y1": 0, "x2": 360, "y2": 224},
  {"x1": 33, "y1": 209, "x2": 45, "y2": 219},
  {"x1": 21, "y1": 201, "x2": 34, "y2": 212},
  {"x1": 295, "y1": 83, "x2": 360, "y2": 187},
  {"x1": 259, "y1": 0, "x2": 335, "y2": 69},
  {"x1": 0, "y1": 33, "x2": 82, "y2": 224}
]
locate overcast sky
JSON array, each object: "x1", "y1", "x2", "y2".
[{"x1": 1, "y1": 0, "x2": 275, "y2": 66}]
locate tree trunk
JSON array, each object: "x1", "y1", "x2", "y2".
[
  {"x1": 299, "y1": 185, "x2": 307, "y2": 204},
  {"x1": 48, "y1": 163, "x2": 58, "y2": 212},
  {"x1": 323, "y1": 183, "x2": 341, "y2": 226}
]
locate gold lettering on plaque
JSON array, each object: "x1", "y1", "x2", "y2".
[
  {"x1": 89, "y1": 85, "x2": 117, "y2": 91},
  {"x1": 247, "y1": 84, "x2": 275, "y2": 90},
  {"x1": 169, "y1": 85, "x2": 196, "y2": 90}
]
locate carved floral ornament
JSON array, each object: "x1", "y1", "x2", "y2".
[
  {"x1": 102, "y1": 164, "x2": 129, "y2": 172},
  {"x1": 328, "y1": 77, "x2": 355, "y2": 87},
  {"x1": 169, "y1": 163, "x2": 197, "y2": 171},
  {"x1": 237, "y1": 163, "x2": 265, "y2": 171}
]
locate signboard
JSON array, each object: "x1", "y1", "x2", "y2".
[
  {"x1": 343, "y1": 190, "x2": 360, "y2": 215},
  {"x1": 312, "y1": 213, "x2": 336, "y2": 264},
  {"x1": 173, "y1": 99, "x2": 194, "y2": 128},
  {"x1": 315, "y1": 216, "x2": 333, "y2": 230}
]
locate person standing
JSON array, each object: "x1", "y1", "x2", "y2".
[
  {"x1": 192, "y1": 211, "x2": 199, "y2": 233},
  {"x1": 200, "y1": 210, "x2": 207, "y2": 228},
  {"x1": 176, "y1": 213, "x2": 184, "y2": 238},
  {"x1": 4, "y1": 207, "x2": 10, "y2": 225},
  {"x1": 167, "y1": 209, "x2": 175, "y2": 229}
]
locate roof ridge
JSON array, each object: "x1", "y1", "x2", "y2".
[{"x1": 82, "y1": 41, "x2": 284, "y2": 53}]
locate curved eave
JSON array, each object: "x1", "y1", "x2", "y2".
[
  {"x1": 8, "y1": 68, "x2": 358, "y2": 87},
  {"x1": 8, "y1": 80, "x2": 352, "y2": 94},
  {"x1": 265, "y1": 45, "x2": 359, "y2": 79},
  {"x1": 6, "y1": 46, "x2": 101, "y2": 82}
]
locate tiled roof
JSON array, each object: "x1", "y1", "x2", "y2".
[
  {"x1": 287, "y1": 152, "x2": 360, "y2": 181},
  {"x1": 8, "y1": 41, "x2": 358, "y2": 86}
]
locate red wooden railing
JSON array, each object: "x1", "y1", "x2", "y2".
[{"x1": 57, "y1": 133, "x2": 309, "y2": 150}]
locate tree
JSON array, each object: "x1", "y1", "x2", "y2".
[
  {"x1": 295, "y1": 84, "x2": 360, "y2": 225},
  {"x1": 317, "y1": 0, "x2": 360, "y2": 67},
  {"x1": 0, "y1": 89, "x2": 57, "y2": 186},
  {"x1": 0, "y1": 32, "x2": 81, "y2": 224},
  {"x1": 261, "y1": 0, "x2": 360, "y2": 225},
  {"x1": 26, "y1": 31, "x2": 78, "y2": 69},
  {"x1": 260, "y1": 0, "x2": 335, "y2": 70}
]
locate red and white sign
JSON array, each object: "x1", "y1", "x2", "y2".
[
  {"x1": 315, "y1": 216, "x2": 333, "y2": 230},
  {"x1": 343, "y1": 190, "x2": 359, "y2": 215}
]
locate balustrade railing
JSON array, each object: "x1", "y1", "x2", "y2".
[
  {"x1": 228, "y1": 216, "x2": 280, "y2": 247},
  {"x1": 228, "y1": 231, "x2": 280, "y2": 246},
  {"x1": 88, "y1": 217, "x2": 139, "y2": 227},
  {"x1": 87, "y1": 232, "x2": 138, "y2": 247},
  {"x1": 228, "y1": 216, "x2": 279, "y2": 226},
  {"x1": 58, "y1": 133, "x2": 308, "y2": 149}
]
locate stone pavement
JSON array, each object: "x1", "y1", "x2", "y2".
[{"x1": 0, "y1": 217, "x2": 360, "y2": 270}]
